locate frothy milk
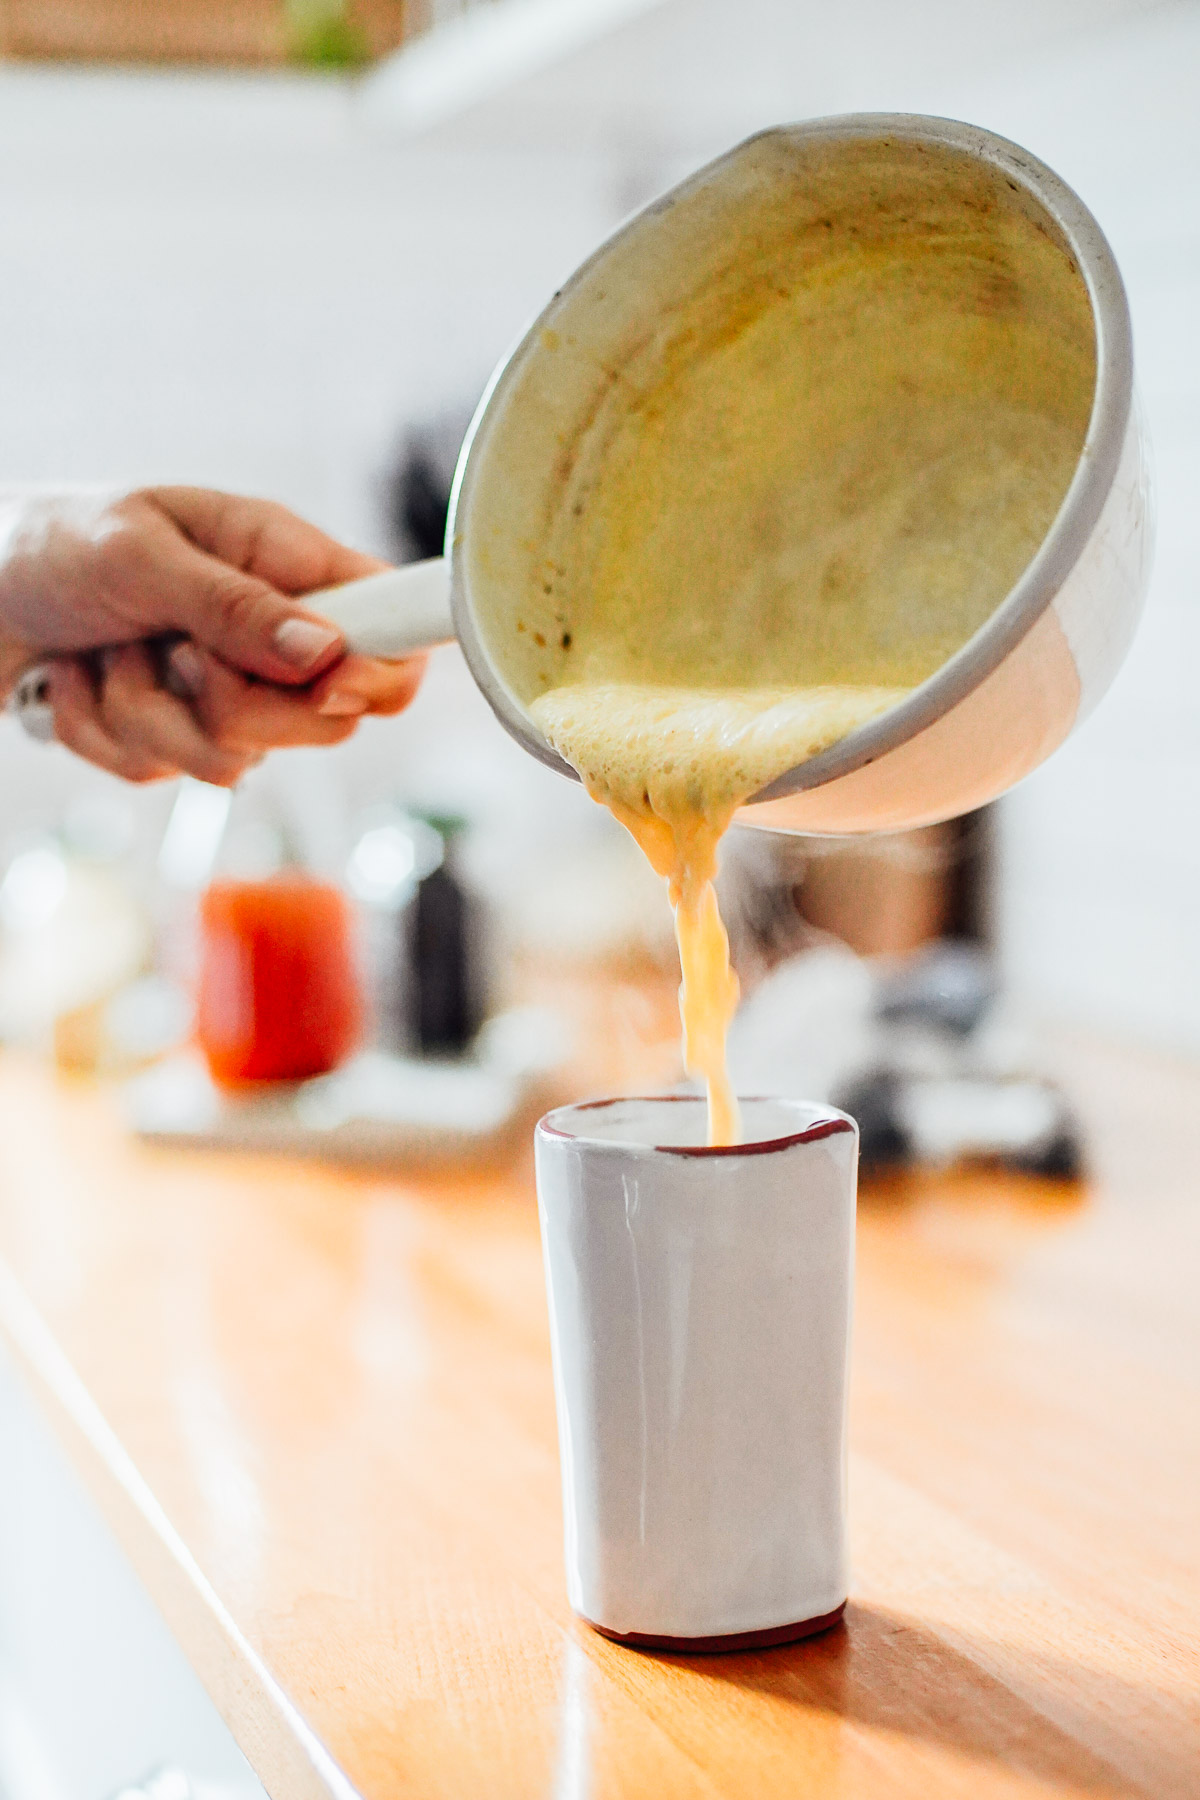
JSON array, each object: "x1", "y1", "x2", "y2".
[{"x1": 530, "y1": 683, "x2": 908, "y2": 1143}]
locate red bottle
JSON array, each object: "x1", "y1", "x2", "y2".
[{"x1": 197, "y1": 874, "x2": 362, "y2": 1085}]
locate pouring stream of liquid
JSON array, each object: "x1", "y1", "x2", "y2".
[{"x1": 530, "y1": 682, "x2": 909, "y2": 1144}]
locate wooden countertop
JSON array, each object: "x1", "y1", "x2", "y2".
[{"x1": 0, "y1": 1034, "x2": 1198, "y2": 1799}]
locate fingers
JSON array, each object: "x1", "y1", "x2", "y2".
[
  {"x1": 48, "y1": 656, "x2": 178, "y2": 785},
  {"x1": 175, "y1": 646, "x2": 359, "y2": 751},
  {"x1": 120, "y1": 518, "x2": 349, "y2": 689},
  {"x1": 307, "y1": 651, "x2": 428, "y2": 720},
  {"x1": 49, "y1": 648, "x2": 260, "y2": 787},
  {"x1": 0, "y1": 487, "x2": 395, "y2": 692},
  {"x1": 35, "y1": 481, "x2": 427, "y2": 782},
  {"x1": 102, "y1": 643, "x2": 259, "y2": 784},
  {"x1": 47, "y1": 634, "x2": 425, "y2": 786},
  {"x1": 168, "y1": 643, "x2": 423, "y2": 752},
  {"x1": 143, "y1": 490, "x2": 406, "y2": 691},
  {"x1": 147, "y1": 487, "x2": 387, "y2": 596}
]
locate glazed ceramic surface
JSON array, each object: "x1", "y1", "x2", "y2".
[{"x1": 534, "y1": 1095, "x2": 858, "y2": 1644}]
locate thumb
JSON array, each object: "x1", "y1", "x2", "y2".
[{"x1": 157, "y1": 535, "x2": 344, "y2": 686}]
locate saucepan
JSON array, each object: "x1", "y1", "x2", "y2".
[{"x1": 17, "y1": 114, "x2": 1153, "y2": 834}]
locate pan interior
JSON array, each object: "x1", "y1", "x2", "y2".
[{"x1": 462, "y1": 127, "x2": 1096, "y2": 727}]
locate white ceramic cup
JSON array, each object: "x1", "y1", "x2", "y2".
[{"x1": 534, "y1": 1094, "x2": 858, "y2": 1651}]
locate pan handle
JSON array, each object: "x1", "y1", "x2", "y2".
[{"x1": 305, "y1": 555, "x2": 454, "y2": 659}]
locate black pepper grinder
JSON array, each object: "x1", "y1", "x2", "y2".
[{"x1": 408, "y1": 814, "x2": 483, "y2": 1057}]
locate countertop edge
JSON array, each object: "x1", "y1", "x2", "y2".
[{"x1": 0, "y1": 1253, "x2": 361, "y2": 1800}]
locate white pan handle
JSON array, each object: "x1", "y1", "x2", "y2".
[
  {"x1": 305, "y1": 556, "x2": 454, "y2": 659},
  {"x1": 7, "y1": 556, "x2": 456, "y2": 743}
]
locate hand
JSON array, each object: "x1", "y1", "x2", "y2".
[{"x1": 0, "y1": 486, "x2": 425, "y2": 784}]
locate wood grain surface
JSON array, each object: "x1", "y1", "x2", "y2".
[{"x1": 0, "y1": 1033, "x2": 1197, "y2": 1798}]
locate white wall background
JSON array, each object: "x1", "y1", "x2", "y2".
[
  {"x1": 941, "y1": 10, "x2": 1200, "y2": 1050},
  {"x1": 0, "y1": 0, "x2": 1197, "y2": 1039}
]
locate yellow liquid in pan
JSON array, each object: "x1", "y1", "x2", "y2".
[{"x1": 530, "y1": 683, "x2": 907, "y2": 1144}]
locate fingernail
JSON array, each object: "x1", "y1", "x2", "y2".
[
  {"x1": 168, "y1": 641, "x2": 206, "y2": 697},
  {"x1": 274, "y1": 616, "x2": 341, "y2": 672},
  {"x1": 318, "y1": 691, "x2": 369, "y2": 717}
]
